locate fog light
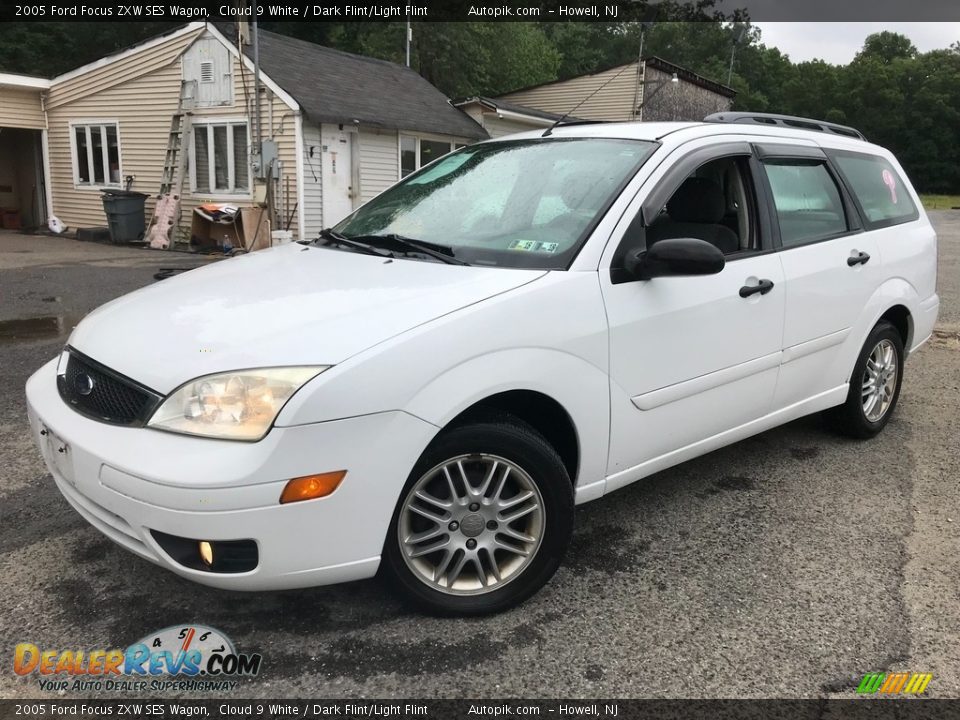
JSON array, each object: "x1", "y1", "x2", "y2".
[
  {"x1": 152, "y1": 531, "x2": 258, "y2": 573},
  {"x1": 280, "y1": 471, "x2": 347, "y2": 504},
  {"x1": 198, "y1": 541, "x2": 214, "y2": 567}
]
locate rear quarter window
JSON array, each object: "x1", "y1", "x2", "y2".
[{"x1": 829, "y1": 151, "x2": 919, "y2": 228}]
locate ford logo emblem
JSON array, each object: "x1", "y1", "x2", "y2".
[{"x1": 75, "y1": 373, "x2": 95, "y2": 396}]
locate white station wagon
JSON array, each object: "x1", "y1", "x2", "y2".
[{"x1": 27, "y1": 113, "x2": 939, "y2": 615}]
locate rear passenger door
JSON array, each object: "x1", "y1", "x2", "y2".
[{"x1": 756, "y1": 143, "x2": 882, "y2": 409}]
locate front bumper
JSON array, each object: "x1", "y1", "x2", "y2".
[{"x1": 26, "y1": 358, "x2": 439, "y2": 590}]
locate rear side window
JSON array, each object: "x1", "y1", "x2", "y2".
[
  {"x1": 764, "y1": 161, "x2": 848, "y2": 247},
  {"x1": 830, "y1": 152, "x2": 919, "y2": 228}
]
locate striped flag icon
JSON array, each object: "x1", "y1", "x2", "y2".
[{"x1": 857, "y1": 672, "x2": 932, "y2": 694}]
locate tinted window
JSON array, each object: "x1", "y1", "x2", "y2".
[
  {"x1": 645, "y1": 156, "x2": 758, "y2": 256},
  {"x1": 831, "y1": 153, "x2": 918, "y2": 226},
  {"x1": 764, "y1": 161, "x2": 848, "y2": 247},
  {"x1": 400, "y1": 135, "x2": 417, "y2": 178},
  {"x1": 420, "y1": 139, "x2": 451, "y2": 166}
]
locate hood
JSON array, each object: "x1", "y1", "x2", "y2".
[{"x1": 69, "y1": 244, "x2": 546, "y2": 393}]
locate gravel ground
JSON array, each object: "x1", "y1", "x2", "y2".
[{"x1": 0, "y1": 218, "x2": 957, "y2": 699}]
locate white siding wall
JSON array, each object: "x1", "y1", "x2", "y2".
[
  {"x1": 44, "y1": 27, "x2": 300, "y2": 240},
  {"x1": 0, "y1": 87, "x2": 46, "y2": 129},
  {"x1": 46, "y1": 26, "x2": 206, "y2": 230},
  {"x1": 500, "y1": 63, "x2": 641, "y2": 122},
  {"x1": 300, "y1": 121, "x2": 323, "y2": 237},
  {"x1": 357, "y1": 127, "x2": 398, "y2": 204},
  {"x1": 482, "y1": 114, "x2": 541, "y2": 138},
  {"x1": 182, "y1": 37, "x2": 233, "y2": 108},
  {"x1": 458, "y1": 102, "x2": 546, "y2": 138}
]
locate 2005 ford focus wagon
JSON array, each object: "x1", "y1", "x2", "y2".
[{"x1": 27, "y1": 113, "x2": 939, "y2": 615}]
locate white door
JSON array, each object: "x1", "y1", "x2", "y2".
[
  {"x1": 604, "y1": 256, "x2": 785, "y2": 479},
  {"x1": 600, "y1": 144, "x2": 785, "y2": 487},
  {"x1": 757, "y1": 146, "x2": 883, "y2": 410},
  {"x1": 321, "y1": 125, "x2": 355, "y2": 226}
]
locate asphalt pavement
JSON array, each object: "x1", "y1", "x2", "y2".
[{"x1": 0, "y1": 219, "x2": 957, "y2": 699}]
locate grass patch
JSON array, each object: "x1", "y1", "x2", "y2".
[{"x1": 919, "y1": 194, "x2": 960, "y2": 210}]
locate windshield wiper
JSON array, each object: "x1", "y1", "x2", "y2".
[
  {"x1": 350, "y1": 233, "x2": 470, "y2": 266},
  {"x1": 316, "y1": 228, "x2": 393, "y2": 258}
]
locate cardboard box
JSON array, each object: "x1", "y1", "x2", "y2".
[{"x1": 189, "y1": 206, "x2": 271, "y2": 252}]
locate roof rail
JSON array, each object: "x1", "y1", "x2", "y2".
[{"x1": 703, "y1": 111, "x2": 866, "y2": 141}]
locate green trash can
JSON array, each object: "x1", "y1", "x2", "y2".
[{"x1": 101, "y1": 189, "x2": 148, "y2": 244}]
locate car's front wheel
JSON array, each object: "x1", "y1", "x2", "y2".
[
  {"x1": 383, "y1": 415, "x2": 574, "y2": 615},
  {"x1": 831, "y1": 320, "x2": 905, "y2": 438}
]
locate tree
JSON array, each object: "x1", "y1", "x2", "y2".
[
  {"x1": 413, "y1": 23, "x2": 559, "y2": 98},
  {"x1": 854, "y1": 31, "x2": 917, "y2": 65},
  {"x1": 0, "y1": 21, "x2": 957, "y2": 192},
  {"x1": 0, "y1": 22, "x2": 179, "y2": 78}
]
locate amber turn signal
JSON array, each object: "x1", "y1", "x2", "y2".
[{"x1": 280, "y1": 471, "x2": 347, "y2": 504}]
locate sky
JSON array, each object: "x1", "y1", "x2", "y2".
[{"x1": 751, "y1": 23, "x2": 960, "y2": 64}]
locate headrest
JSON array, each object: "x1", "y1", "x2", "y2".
[{"x1": 666, "y1": 177, "x2": 726, "y2": 224}]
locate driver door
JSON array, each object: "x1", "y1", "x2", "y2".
[{"x1": 599, "y1": 141, "x2": 786, "y2": 491}]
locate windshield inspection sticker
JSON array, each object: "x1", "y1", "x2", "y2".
[{"x1": 508, "y1": 240, "x2": 559, "y2": 253}]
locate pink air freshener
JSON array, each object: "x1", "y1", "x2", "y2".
[{"x1": 881, "y1": 168, "x2": 898, "y2": 204}]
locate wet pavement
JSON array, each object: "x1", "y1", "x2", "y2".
[{"x1": 0, "y1": 221, "x2": 958, "y2": 699}]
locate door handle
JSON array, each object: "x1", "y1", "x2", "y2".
[
  {"x1": 847, "y1": 251, "x2": 871, "y2": 267},
  {"x1": 739, "y1": 279, "x2": 775, "y2": 298}
]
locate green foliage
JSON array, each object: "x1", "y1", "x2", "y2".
[
  {"x1": 412, "y1": 23, "x2": 560, "y2": 98},
  {"x1": 854, "y1": 31, "x2": 918, "y2": 64},
  {"x1": 0, "y1": 22, "x2": 956, "y2": 192},
  {"x1": 0, "y1": 22, "x2": 179, "y2": 79}
]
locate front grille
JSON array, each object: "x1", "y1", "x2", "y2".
[{"x1": 57, "y1": 348, "x2": 162, "y2": 426}]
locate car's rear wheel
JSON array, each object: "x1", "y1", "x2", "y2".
[
  {"x1": 831, "y1": 320, "x2": 904, "y2": 438},
  {"x1": 383, "y1": 415, "x2": 574, "y2": 615}
]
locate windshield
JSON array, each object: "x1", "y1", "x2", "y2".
[{"x1": 334, "y1": 137, "x2": 657, "y2": 269}]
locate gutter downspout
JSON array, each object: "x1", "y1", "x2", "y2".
[
  {"x1": 638, "y1": 60, "x2": 646, "y2": 122},
  {"x1": 40, "y1": 91, "x2": 54, "y2": 222},
  {"x1": 294, "y1": 111, "x2": 306, "y2": 240},
  {"x1": 494, "y1": 108, "x2": 554, "y2": 127},
  {"x1": 251, "y1": 7, "x2": 262, "y2": 175}
]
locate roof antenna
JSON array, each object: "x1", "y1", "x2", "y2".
[{"x1": 542, "y1": 62, "x2": 638, "y2": 138}]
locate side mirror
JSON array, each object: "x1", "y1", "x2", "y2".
[{"x1": 626, "y1": 238, "x2": 725, "y2": 281}]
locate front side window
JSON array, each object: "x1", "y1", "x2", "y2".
[
  {"x1": 336, "y1": 138, "x2": 657, "y2": 269},
  {"x1": 399, "y1": 135, "x2": 455, "y2": 178},
  {"x1": 192, "y1": 121, "x2": 249, "y2": 194},
  {"x1": 830, "y1": 152, "x2": 919, "y2": 227},
  {"x1": 72, "y1": 123, "x2": 121, "y2": 187},
  {"x1": 764, "y1": 161, "x2": 848, "y2": 247},
  {"x1": 645, "y1": 155, "x2": 758, "y2": 256}
]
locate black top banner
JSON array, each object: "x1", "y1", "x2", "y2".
[{"x1": 2, "y1": 0, "x2": 959, "y2": 22}]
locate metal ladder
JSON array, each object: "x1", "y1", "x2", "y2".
[
  {"x1": 147, "y1": 80, "x2": 195, "y2": 249},
  {"x1": 159, "y1": 83, "x2": 194, "y2": 195}
]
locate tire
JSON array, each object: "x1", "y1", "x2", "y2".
[
  {"x1": 830, "y1": 320, "x2": 904, "y2": 439},
  {"x1": 382, "y1": 414, "x2": 574, "y2": 616}
]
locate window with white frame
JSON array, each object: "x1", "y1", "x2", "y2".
[
  {"x1": 191, "y1": 120, "x2": 250, "y2": 194},
  {"x1": 72, "y1": 122, "x2": 121, "y2": 187},
  {"x1": 400, "y1": 135, "x2": 463, "y2": 178}
]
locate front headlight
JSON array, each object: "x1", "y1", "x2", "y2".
[{"x1": 147, "y1": 367, "x2": 328, "y2": 441}]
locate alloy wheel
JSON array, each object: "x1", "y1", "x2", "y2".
[
  {"x1": 398, "y1": 454, "x2": 545, "y2": 595},
  {"x1": 861, "y1": 338, "x2": 898, "y2": 422}
]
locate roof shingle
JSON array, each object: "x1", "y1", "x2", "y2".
[{"x1": 249, "y1": 30, "x2": 487, "y2": 140}]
